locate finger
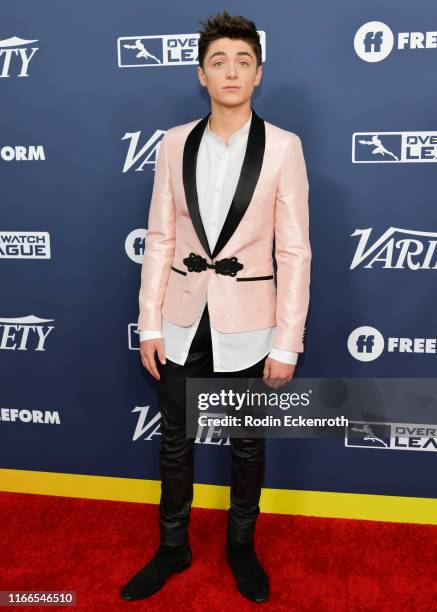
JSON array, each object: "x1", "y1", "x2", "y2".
[
  {"x1": 141, "y1": 351, "x2": 158, "y2": 380},
  {"x1": 263, "y1": 362, "x2": 270, "y2": 380},
  {"x1": 271, "y1": 376, "x2": 282, "y2": 390},
  {"x1": 141, "y1": 354, "x2": 152, "y2": 375},
  {"x1": 146, "y1": 350, "x2": 160, "y2": 380},
  {"x1": 156, "y1": 344, "x2": 166, "y2": 365},
  {"x1": 148, "y1": 357, "x2": 159, "y2": 379}
]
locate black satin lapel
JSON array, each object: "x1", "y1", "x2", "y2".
[
  {"x1": 211, "y1": 107, "x2": 266, "y2": 260},
  {"x1": 182, "y1": 111, "x2": 212, "y2": 260}
]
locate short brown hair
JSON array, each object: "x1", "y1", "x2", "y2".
[{"x1": 197, "y1": 10, "x2": 262, "y2": 69}]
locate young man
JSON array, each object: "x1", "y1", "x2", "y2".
[{"x1": 120, "y1": 11, "x2": 311, "y2": 604}]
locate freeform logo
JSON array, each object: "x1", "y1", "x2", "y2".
[
  {"x1": 0, "y1": 315, "x2": 55, "y2": 351},
  {"x1": 118, "y1": 31, "x2": 266, "y2": 68},
  {"x1": 1, "y1": 145, "x2": 45, "y2": 162},
  {"x1": 345, "y1": 421, "x2": 437, "y2": 452},
  {"x1": 350, "y1": 227, "x2": 437, "y2": 270},
  {"x1": 121, "y1": 129, "x2": 164, "y2": 173},
  {"x1": 347, "y1": 326, "x2": 384, "y2": 362},
  {"x1": 352, "y1": 132, "x2": 437, "y2": 163},
  {"x1": 0, "y1": 36, "x2": 39, "y2": 77},
  {"x1": 125, "y1": 228, "x2": 147, "y2": 263},
  {"x1": 0, "y1": 408, "x2": 60, "y2": 424},
  {"x1": 354, "y1": 21, "x2": 437, "y2": 62},
  {"x1": 0, "y1": 232, "x2": 51, "y2": 259},
  {"x1": 347, "y1": 326, "x2": 437, "y2": 362},
  {"x1": 132, "y1": 405, "x2": 229, "y2": 445},
  {"x1": 354, "y1": 22, "x2": 394, "y2": 62}
]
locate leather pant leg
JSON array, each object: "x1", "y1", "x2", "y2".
[
  {"x1": 156, "y1": 301, "x2": 267, "y2": 546},
  {"x1": 218, "y1": 357, "x2": 267, "y2": 544},
  {"x1": 156, "y1": 302, "x2": 213, "y2": 547}
]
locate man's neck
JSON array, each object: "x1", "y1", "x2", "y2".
[{"x1": 208, "y1": 102, "x2": 252, "y2": 145}]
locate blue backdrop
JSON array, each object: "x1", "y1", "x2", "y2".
[{"x1": 1, "y1": 1, "x2": 436, "y2": 500}]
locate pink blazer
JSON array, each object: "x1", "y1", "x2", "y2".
[{"x1": 138, "y1": 107, "x2": 311, "y2": 353}]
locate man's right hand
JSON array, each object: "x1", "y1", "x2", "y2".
[{"x1": 140, "y1": 338, "x2": 166, "y2": 380}]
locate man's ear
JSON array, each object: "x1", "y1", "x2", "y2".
[
  {"x1": 197, "y1": 66, "x2": 206, "y2": 87},
  {"x1": 254, "y1": 64, "x2": 263, "y2": 87}
]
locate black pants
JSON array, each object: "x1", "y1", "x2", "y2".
[{"x1": 156, "y1": 301, "x2": 266, "y2": 547}]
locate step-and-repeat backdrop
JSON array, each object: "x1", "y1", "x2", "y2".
[{"x1": 1, "y1": 2, "x2": 436, "y2": 501}]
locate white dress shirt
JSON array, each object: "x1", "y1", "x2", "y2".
[{"x1": 139, "y1": 111, "x2": 299, "y2": 372}]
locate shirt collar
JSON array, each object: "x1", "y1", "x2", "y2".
[{"x1": 205, "y1": 110, "x2": 252, "y2": 146}]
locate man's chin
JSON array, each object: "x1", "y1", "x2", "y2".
[{"x1": 211, "y1": 96, "x2": 251, "y2": 108}]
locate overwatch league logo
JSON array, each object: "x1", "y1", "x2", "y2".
[
  {"x1": 117, "y1": 31, "x2": 266, "y2": 68},
  {"x1": 0, "y1": 232, "x2": 51, "y2": 259},
  {"x1": 352, "y1": 132, "x2": 437, "y2": 163},
  {"x1": 345, "y1": 421, "x2": 437, "y2": 452},
  {"x1": 0, "y1": 36, "x2": 39, "y2": 77},
  {"x1": 347, "y1": 326, "x2": 437, "y2": 362},
  {"x1": 354, "y1": 21, "x2": 437, "y2": 62},
  {"x1": 346, "y1": 422, "x2": 390, "y2": 447},
  {"x1": 117, "y1": 34, "x2": 195, "y2": 67}
]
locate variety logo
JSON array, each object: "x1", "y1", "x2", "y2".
[
  {"x1": 0, "y1": 232, "x2": 51, "y2": 259},
  {"x1": 132, "y1": 405, "x2": 230, "y2": 445},
  {"x1": 345, "y1": 421, "x2": 437, "y2": 451},
  {"x1": 347, "y1": 326, "x2": 437, "y2": 362},
  {"x1": 0, "y1": 408, "x2": 60, "y2": 424},
  {"x1": 125, "y1": 229, "x2": 147, "y2": 263},
  {"x1": 118, "y1": 31, "x2": 266, "y2": 68},
  {"x1": 0, "y1": 315, "x2": 55, "y2": 351},
  {"x1": 0, "y1": 36, "x2": 39, "y2": 77},
  {"x1": 1, "y1": 145, "x2": 45, "y2": 162},
  {"x1": 354, "y1": 21, "x2": 437, "y2": 62},
  {"x1": 352, "y1": 132, "x2": 437, "y2": 163},
  {"x1": 350, "y1": 227, "x2": 437, "y2": 270},
  {"x1": 121, "y1": 130, "x2": 164, "y2": 173}
]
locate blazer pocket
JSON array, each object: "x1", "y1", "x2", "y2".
[
  {"x1": 236, "y1": 274, "x2": 274, "y2": 282},
  {"x1": 171, "y1": 265, "x2": 187, "y2": 276}
]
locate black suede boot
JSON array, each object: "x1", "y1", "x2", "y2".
[
  {"x1": 226, "y1": 540, "x2": 269, "y2": 603},
  {"x1": 119, "y1": 542, "x2": 192, "y2": 601}
]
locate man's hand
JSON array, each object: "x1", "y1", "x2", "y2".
[
  {"x1": 140, "y1": 338, "x2": 166, "y2": 380},
  {"x1": 263, "y1": 357, "x2": 295, "y2": 389}
]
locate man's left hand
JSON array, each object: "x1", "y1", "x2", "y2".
[{"x1": 263, "y1": 357, "x2": 295, "y2": 389}]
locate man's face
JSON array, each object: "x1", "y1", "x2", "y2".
[{"x1": 197, "y1": 37, "x2": 262, "y2": 108}]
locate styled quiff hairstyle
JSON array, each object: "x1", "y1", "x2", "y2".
[{"x1": 197, "y1": 10, "x2": 262, "y2": 69}]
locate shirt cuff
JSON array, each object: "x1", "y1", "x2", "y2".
[
  {"x1": 268, "y1": 348, "x2": 299, "y2": 365},
  {"x1": 138, "y1": 330, "x2": 163, "y2": 342}
]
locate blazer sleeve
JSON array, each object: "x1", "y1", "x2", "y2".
[
  {"x1": 272, "y1": 134, "x2": 311, "y2": 353},
  {"x1": 137, "y1": 133, "x2": 176, "y2": 330}
]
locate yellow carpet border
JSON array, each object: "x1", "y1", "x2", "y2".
[{"x1": 1, "y1": 468, "x2": 436, "y2": 525}]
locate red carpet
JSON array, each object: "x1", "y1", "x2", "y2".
[{"x1": 0, "y1": 491, "x2": 436, "y2": 610}]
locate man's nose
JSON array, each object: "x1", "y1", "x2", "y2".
[{"x1": 226, "y1": 63, "x2": 238, "y2": 77}]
